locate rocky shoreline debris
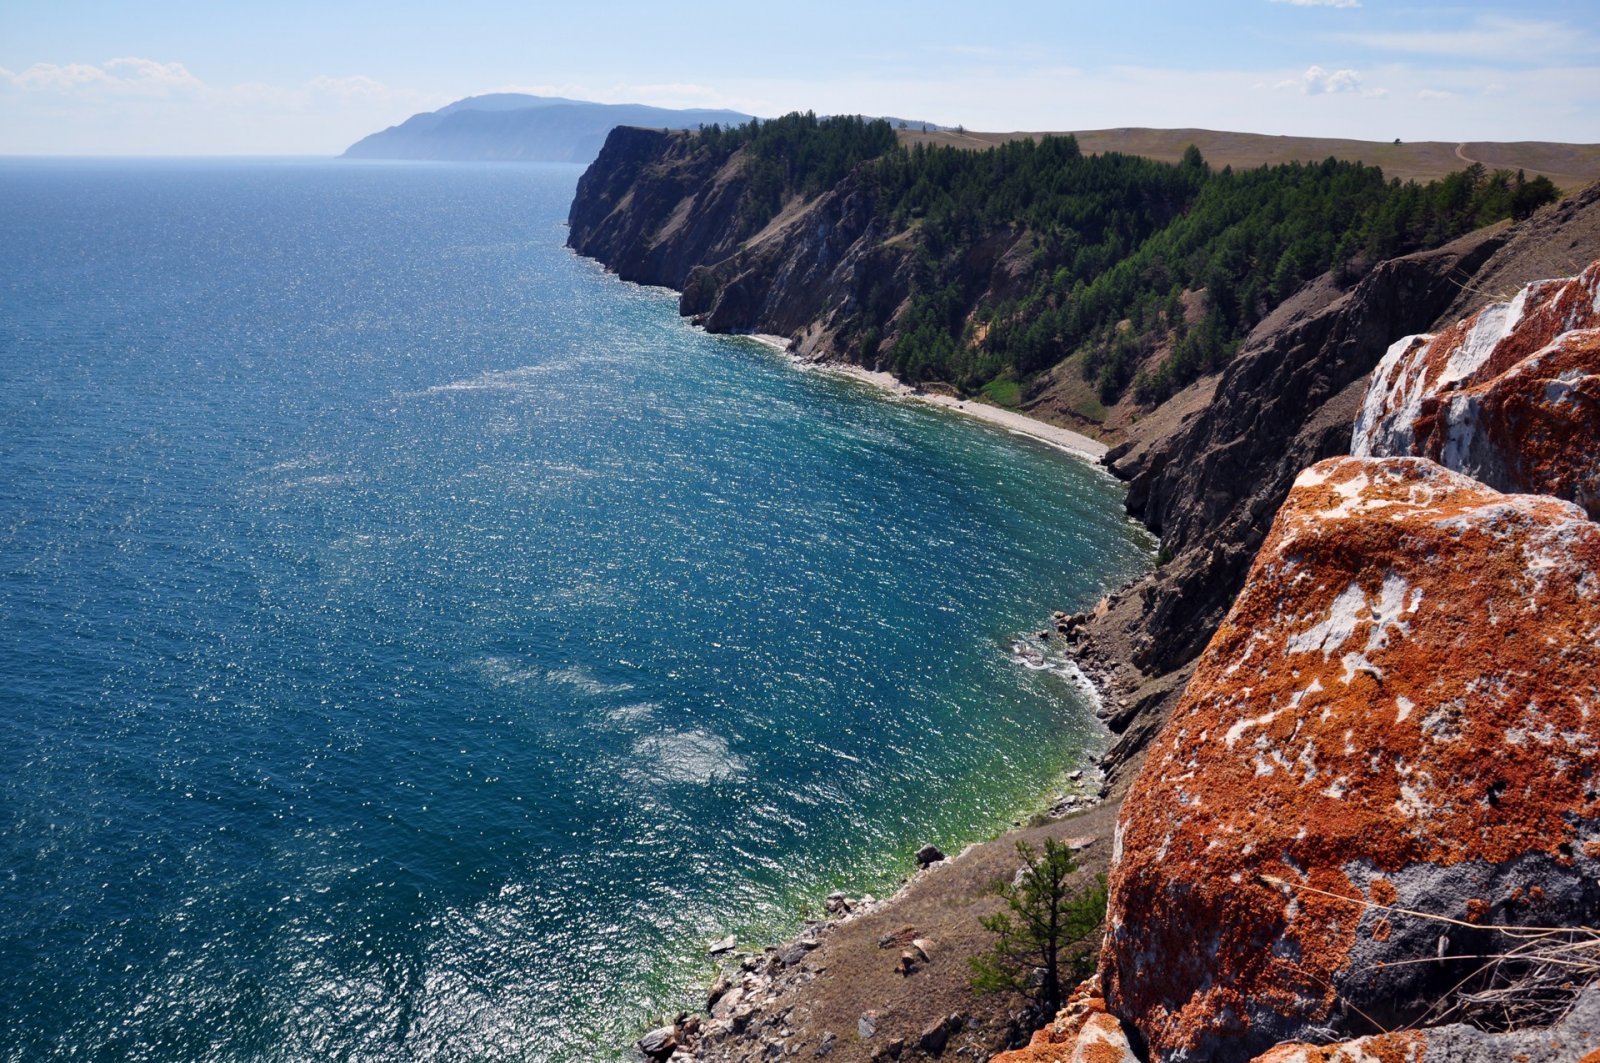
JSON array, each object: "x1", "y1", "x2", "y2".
[{"x1": 634, "y1": 826, "x2": 1061, "y2": 1062}]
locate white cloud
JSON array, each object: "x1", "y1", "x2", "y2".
[
  {"x1": 1417, "y1": 89, "x2": 1455, "y2": 101},
  {"x1": 308, "y1": 75, "x2": 394, "y2": 102},
  {"x1": 4, "y1": 57, "x2": 202, "y2": 96},
  {"x1": 104, "y1": 57, "x2": 203, "y2": 92},
  {"x1": 1296, "y1": 65, "x2": 1364, "y2": 94},
  {"x1": 1271, "y1": 0, "x2": 1361, "y2": 7}
]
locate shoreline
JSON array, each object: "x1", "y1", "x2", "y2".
[
  {"x1": 740, "y1": 334, "x2": 1109, "y2": 464},
  {"x1": 669, "y1": 339, "x2": 1139, "y2": 1062}
]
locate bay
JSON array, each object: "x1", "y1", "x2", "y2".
[{"x1": 0, "y1": 159, "x2": 1151, "y2": 1060}]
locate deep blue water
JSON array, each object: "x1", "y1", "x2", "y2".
[{"x1": 0, "y1": 158, "x2": 1152, "y2": 1061}]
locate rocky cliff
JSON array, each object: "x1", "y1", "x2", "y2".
[
  {"x1": 997, "y1": 265, "x2": 1600, "y2": 1063},
  {"x1": 570, "y1": 127, "x2": 937, "y2": 363},
  {"x1": 1085, "y1": 182, "x2": 1600, "y2": 792},
  {"x1": 567, "y1": 128, "x2": 762, "y2": 286}
]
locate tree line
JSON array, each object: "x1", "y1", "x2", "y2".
[{"x1": 682, "y1": 115, "x2": 1559, "y2": 406}]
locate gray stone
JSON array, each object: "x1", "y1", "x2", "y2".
[
  {"x1": 814, "y1": 1030, "x2": 837, "y2": 1057},
  {"x1": 637, "y1": 1025, "x2": 677, "y2": 1059},
  {"x1": 708, "y1": 934, "x2": 736, "y2": 955},
  {"x1": 917, "y1": 1015, "x2": 951, "y2": 1055},
  {"x1": 710, "y1": 986, "x2": 743, "y2": 1021},
  {"x1": 857, "y1": 1011, "x2": 877, "y2": 1039},
  {"x1": 706, "y1": 972, "x2": 732, "y2": 1011}
]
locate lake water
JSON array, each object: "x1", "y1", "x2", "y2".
[{"x1": 0, "y1": 158, "x2": 1151, "y2": 1060}]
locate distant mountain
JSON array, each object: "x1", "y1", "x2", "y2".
[{"x1": 342, "y1": 95, "x2": 754, "y2": 164}]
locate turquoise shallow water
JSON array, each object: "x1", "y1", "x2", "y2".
[{"x1": 0, "y1": 158, "x2": 1152, "y2": 1061}]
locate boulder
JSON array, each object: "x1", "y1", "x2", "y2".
[
  {"x1": 709, "y1": 986, "x2": 743, "y2": 1022},
  {"x1": 1103, "y1": 456, "x2": 1600, "y2": 1062},
  {"x1": 637, "y1": 1025, "x2": 678, "y2": 1059},
  {"x1": 706, "y1": 971, "x2": 731, "y2": 1011},
  {"x1": 915, "y1": 844, "x2": 946, "y2": 868},
  {"x1": 1246, "y1": 981, "x2": 1600, "y2": 1062},
  {"x1": 915, "y1": 1013, "x2": 963, "y2": 1056},
  {"x1": 1353, "y1": 261, "x2": 1600, "y2": 515}
]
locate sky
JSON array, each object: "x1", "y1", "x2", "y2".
[{"x1": 1, "y1": 0, "x2": 1597, "y2": 154}]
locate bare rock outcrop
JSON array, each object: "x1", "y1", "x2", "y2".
[
  {"x1": 1353, "y1": 260, "x2": 1600, "y2": 516},
  {"x1": 1102, "y1": 456, "x2": 1600, "y2": 1062}
]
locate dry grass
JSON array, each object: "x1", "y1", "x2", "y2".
[{"x1": 898, "y1": 127, "x2": 1600, "y2": 193}]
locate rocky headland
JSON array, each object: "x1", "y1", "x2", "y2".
[{"x1": 566, "y1": 124, "x2": 1600, "y2": 1061}]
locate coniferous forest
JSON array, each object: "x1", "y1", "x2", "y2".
[{"x1": 688, "y1": 113, "x2": 1557, "y2": 405}]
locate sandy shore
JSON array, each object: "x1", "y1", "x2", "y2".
[{"x1": 742, "y1": 334, "x2": 1108, "y2": 464}]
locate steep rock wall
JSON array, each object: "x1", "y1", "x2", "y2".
[
  {"x1": 569, "y1": 127, "x2": 1031, "y2": 366},
  {"x1": 567, "y1": 127, "x2": 760, "y2": 289}
]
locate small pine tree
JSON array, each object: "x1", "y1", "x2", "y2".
[{"x1": 970, "y1": 838, "x2": 1108, "y2": 1018}]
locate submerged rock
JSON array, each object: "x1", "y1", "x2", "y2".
[{"x1": 1103, "y1": 455, "x2": 1600, "y2": 1062}]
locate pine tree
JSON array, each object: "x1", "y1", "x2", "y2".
[{"x1": 970, "y1": 838, "x2": 1108, "y2": 1018}]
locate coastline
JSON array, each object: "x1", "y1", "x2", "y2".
[
  {"x1": 665, "y1": 338, "x2": 1139, "y2": 1063},
  {"x1": 740, "y1": 334, "x2": 1109, "y2": 464}
]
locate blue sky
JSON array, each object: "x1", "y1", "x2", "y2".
[{"x1": 2, "y1": 0, "x2": 1597, "y2": 153}]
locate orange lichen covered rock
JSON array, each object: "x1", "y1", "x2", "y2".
[
  {"x1": 989, "y1": 977, "x2": 1139, "y2": 1063},
  {"x1": 1353, "y1": 262, "x2": 1600, "y2": 515},
  {"x1": 1102, "y1": 456, "x2": 1600, "y2": 1061},
  {"x1": 1247, "y1": 1032, "x2": 1423, "y2": 1063}
]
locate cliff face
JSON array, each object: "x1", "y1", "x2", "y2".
[
  {"x1": 569, "y1": 126, "x2": 1034, "y2": 365},
  {"x1": 996, "y1": 263, "x2": 1600, "y2": 1063},
  {"x1": 1088, "y1": 183, "x2": 1600, "y2": 790},
  {"x1": 567, "y1": 128, "x2": 761, "y2": 288}
]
